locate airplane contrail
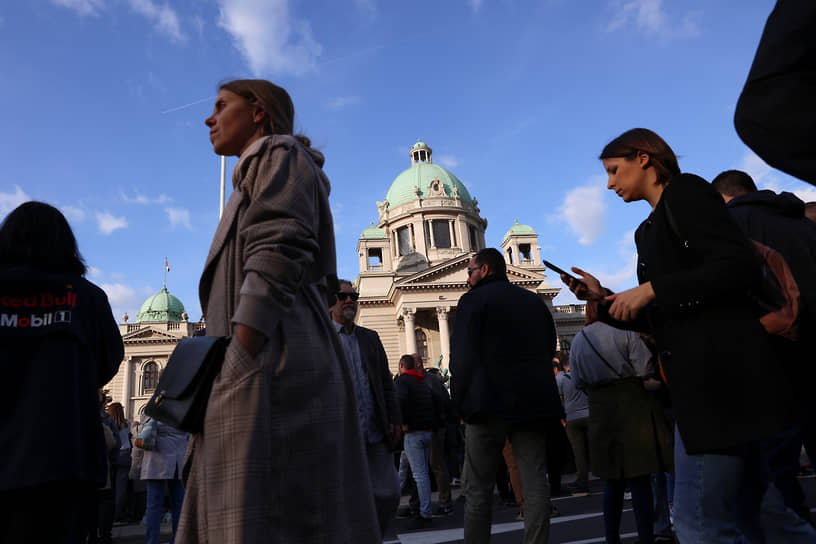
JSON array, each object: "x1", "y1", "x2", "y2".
[{"x1": 161, "y1": 95, "x2": 215, "y2": 115}]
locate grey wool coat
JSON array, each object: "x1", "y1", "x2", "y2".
[{"x1": 176, "y1": 135, "x2": 380, "y2": 544}]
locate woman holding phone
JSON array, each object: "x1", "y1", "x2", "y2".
[{"x1": 562, "y1": 128, "x2": 795, "y2": 543}]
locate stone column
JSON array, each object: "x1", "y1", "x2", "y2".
[
  {"x1": 403, "y1": 307, "x2": 417, "y2": 354},
  {"x1": 428, "y1": 220, "x2": 436, "y2": 248},
  {"x1": 512, "y1": 241, "x2": 520, "y2": 265},
  {"x1": 121, "y1": 356, "x2": 132, "y2": 418},
  {"x1": 436, "y1": 307, "x2": 450, "y2": 368},
  {"x1": 448, "y1": 220, "x2": 456, "y2": 247}
]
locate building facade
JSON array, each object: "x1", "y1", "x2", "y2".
[
  {"x1": 105, "y1": 285, "x2": 202, "y2": 421},
  {"x1": 355, "y1": 140, "x2": 585, "y2": 375}
]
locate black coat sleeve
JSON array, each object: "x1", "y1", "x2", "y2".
[
  {"x1": 734, "y1": 0, "x2": 816, "y2": 186},
  {"x1": 449, "y1": 292, "x2": 481, "y2": 412}
]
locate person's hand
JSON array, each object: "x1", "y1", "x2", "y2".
[
  {"x1": 561, "y1": 267, "x2": 605, "y2": 302},
  {"x1": 561, "y1": 419, "x2": 567, "y2": 428},
  {"x1": 604, "y1": 282, "x2": 655, "y2": 321},
  {"x1": 234, "y1": 323, "x2": 266, "y2": 356}
]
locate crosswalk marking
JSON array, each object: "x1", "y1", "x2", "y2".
[{"x1": 386, "y1": 509, "x2": 633, "y2": 544}]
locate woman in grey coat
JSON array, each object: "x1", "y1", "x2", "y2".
[
  {"x1": 141, "y1": 420, "x2": 188, "y2": 544},
  {"x1": 176, "y1": 80, "x2": 379, "y2": 543}
]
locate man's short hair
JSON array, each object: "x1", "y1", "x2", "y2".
[
  {"x1": 399, "y1": 354, "x2": 416, "y2": 370},
  {"x1": 337, "y1": 278, "x2": 354, "y2": 291},
  {"x1": 474, "y1": 248, "x2": 507, "y2": 279},
  {"x1": 711, "y1": 170, "x2": 758, "y2": 197}
]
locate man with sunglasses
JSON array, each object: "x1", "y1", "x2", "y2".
[
  {"x1": 452, "y1": 248, "x2": 560, "y2": 544},
  {"x1": 330, "y1": 280, "x2": 402, "y2": 536}
]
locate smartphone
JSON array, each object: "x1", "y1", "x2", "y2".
[{"x1": 542, "y1": 259, "x2": 585, "y2": 287}]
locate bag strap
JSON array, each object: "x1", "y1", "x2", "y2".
[{"x1": 578, "y1": 330, "x2": 622, "y2": 379}]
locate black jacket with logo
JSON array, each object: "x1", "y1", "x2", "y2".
[{"x1": 0, "y1": 267, "x2": 123, "y2": 491}]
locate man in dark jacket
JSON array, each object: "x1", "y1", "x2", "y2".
[
  {"x1": 712, "y1": 171, "x2": 816, "y2": 537},
  {"x1": 330, "y1": 280, "x2": 402, "y2": 536},
  {"x1": 395, "y1": 354, "x2": 441, "y2": 530},
  {"x1": 451, "y1": 248, "x2": 560, "y2": 544}
]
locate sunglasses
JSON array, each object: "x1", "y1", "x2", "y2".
[{"x1": 336, "y1": 292, "x2": 360, "y2": 302}]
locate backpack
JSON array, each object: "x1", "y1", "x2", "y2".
[{"x1": 664, "y1": 200, "x2": 800, "y2": 341}]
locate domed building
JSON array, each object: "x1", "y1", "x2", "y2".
[
  {"x1": 104, "y1": 283, "x2": 203, "y2": 420},
  {"x1": 355, "y1": 140, "x2": 585, "y2": 374}
]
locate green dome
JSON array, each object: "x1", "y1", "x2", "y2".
[
  {"x1": 503, "y1": 219, "x2": 536, "y2": 241},
  {"x1": 385, "y1": 162, "x2": 473, "y2": 209},
  {"x1": 361, "y1": 222, "x2": 387, "y2": 239},
  {"x1": 412, "y1": 139, "x2": 428, "y2": 149},
  {"x1": 136, "y1": 286, "x2": 186, "y2": 323}
]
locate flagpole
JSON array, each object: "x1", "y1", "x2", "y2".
[
  {"x1": 163, "y1": 257, "x2": 167, "y2": 288},
  {"x1": 219, "y1": 156, "x2": 226, "y2": 219}
]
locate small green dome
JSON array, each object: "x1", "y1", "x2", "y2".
[
  {"x1": 136, "y1": 286, "x2": 186, "y2": 323},
  {"x1": 361, "y1": 222, "x2": 387, "y2": 239},
  {"x1": 503, "y1": 219, "x2": 536, "y2": 241},
  {"x1": 412, "y1": 139, "x2": 428, "y2": 149},
  {"x1": 385, "y1": 162, "x2": 473, "y2": 209}
]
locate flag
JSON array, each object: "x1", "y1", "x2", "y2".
[{"x1": 165, "y1": 258, "x2": 170, "y2": 272}]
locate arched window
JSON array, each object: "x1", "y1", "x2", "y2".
[
  {"x1": 415, "y1": 329, "x2": 429, "y2": 362},
  {"x1": 142, "y1": 362, "x2": 159, "y2": 393}
]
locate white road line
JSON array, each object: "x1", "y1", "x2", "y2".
[
  {"x1": 386, "y1": 509, "x2": 632, "y2": 544},
  {"x1": 560, "y1": 531, "x2": 638, "y2": 544}
]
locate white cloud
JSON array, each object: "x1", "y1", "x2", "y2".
[
  {"x1": 96, "y1": 211, "x2": 128, "y2": 235},
  {"x1": 597, "y1": 251, "x2": 639, "y2": 292},
  {"x1": 468, "y1": 0, "x2": 483, "y2": 13},
  {"x1": 121, "y1": 191, "x2": 173, "y2": 205},
  {"x1": 127, "y1": 0, "x2": 186, "y2": 42},
  {"x1": 606, "y1": 0, "x2": 700, "y2": 39},
  {"x1": 0, "y1": 185, "x2": 31, "y2": 216},
  {"x1": 51, "y1": 0, "x2": 105, "y2": 17},
  {"x1": 558, "y1": 178, "x2": 608, "y2": 246},
  {"x1": 165, "y1": 207, "x2": 193, "y2": 230},
  {"x1": 88, "y1": 266, "x2": 104, "y2": 279},
  {"x1": 60, "y1": 205, "x2": 86, "y2": 223},
  {"x1": 100, "y1": 282, "x2": 154, "y2": 320},
  {"x1": 436, "y1": 155, "x2": 460, "y2": 169},
  {"x1": 327, "y1": 95, "x2": 361, "y2": 109},
  {"x1": 216, "y1": 0, "x2": 323, "y2": 75},
  {"x1": 792, "y1": 186, "x2": 816, "y2": 204}
]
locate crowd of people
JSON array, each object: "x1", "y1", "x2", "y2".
[{"x1": 3, "y1": 3, "x2": 816, "y2": 540}]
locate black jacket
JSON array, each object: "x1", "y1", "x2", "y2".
[
  {"x1": 395, "y1": 370, "x2": 439, "y2": 432},
  {"x1": 600, "y1": 174, "x2": 796, "y2": 454},
  {"x1": 450, "y1": 276, "x2": 560, "y2": 425},
  {"x1": 725, "y1": 190, "x2": 816, "y2": 415},
  {"x1": 353, "y1": 325, "x2": 402, "y2": 444},
  {"x1": 0, "y1": 267, "x2": 124, "y2": 491}
]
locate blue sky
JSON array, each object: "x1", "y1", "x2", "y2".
[{"x1": 2, "y1": 0, "x2": 814, "y2": 321}]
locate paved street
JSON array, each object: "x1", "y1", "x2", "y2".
[{"x1": 111, "y1": 474, "x2": 816, "y2": 543}]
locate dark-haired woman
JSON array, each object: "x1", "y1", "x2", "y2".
[
  {"x1": 562, "y1": 129, "x2": 796, "y2": 543},
  {"x1": 0, "y1": 202, "x2": 124, "y2": 544},
  {"x1": 176, "y1": 80, "x2": 379, "y2": 543}
]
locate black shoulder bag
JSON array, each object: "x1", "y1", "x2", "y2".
[{"x1": 144, "y1": 335, "x2": 229, "y2": 433}]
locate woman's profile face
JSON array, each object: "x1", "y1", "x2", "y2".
[
  {"x1": 205, "y1": 89, "x2": 264, "y2": 157},
  {"x1": 603, "y1": 154, "x2": 650, "y2": 203}
]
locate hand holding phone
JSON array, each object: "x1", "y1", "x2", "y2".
[
  {"x1": 542, "y1": 259, "x2": 582, "y2": 285},
  {"x1": 543, "y1": 260, "x2": 604, "y2": 301}
]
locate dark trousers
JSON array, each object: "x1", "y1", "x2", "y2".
[
  {"x1": 544, "y1": 419, "x2": 567, "y2": 494},
  {"x1": 0, "y1": 480, "x2": 97, "y2": 544},
  {"x1": 565, "y1": 417, "x2": 590, "y2": 487},
  {"x1": 604, "y1": 476, "x2": 654, "y2": 544}
]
